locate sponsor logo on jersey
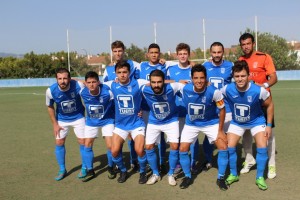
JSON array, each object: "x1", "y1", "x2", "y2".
[
  {"x1": 58, "y1": 95, "x2": 63, "y2": 98},
  {"x1": 209, "y1": 77, "x2": 224, "y2": 89},
  {"x1": 89, "y1": 105, "x2": 104, "y2": 119},
  {"x1": 253, "y1": 62, "x2": 258, "y2": 68},
  {"x1": 234, "y1": 103, "x2": 250, "y2": 122},
  {"x1": 188, "y1": 103, "x2": 205, "y2": 121},
  {"x1": 145, "y1": 67, "x2": 150, "y2": 70},
  {"x1": 117, "y1": 95, "x2": 134, "y2": 115},
  {"x1": 175, "y1": 72, "x2": 180, "y2": 75},
  {"x1": 61, "y1": 100, "x2": 77, "y2": 113},
  {"x1": 152, "y1": 102, "x2": 170, "y2": 119}
]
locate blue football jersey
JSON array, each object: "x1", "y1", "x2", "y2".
[
  {"x1": 103, "y1": 59, "x2": 139, "y2": 82},
  {"x1": 141, "y1": 83, "x2": 183, "y2": 125},
  {"x1": 80, "y1": 84, "x2": 114, "y2": 127},
  {"x1": 203, "y1": 60, "x2": 233, "y2": 113},
  {"x1": 105, "y1": 79, "x2": 148, "y2": 130},
  {"x1": 222, "y1": 82, "x2": 270, "y2": 127},
  {"x1": 182, "y1": 83, "x2": 224, "y2": 126},
  {"x1": 166, "y1": 64, "x2": 192, "y2": 117},
  {"x1": 46, "y1": 80, "x2": 85, "y2": 122}
]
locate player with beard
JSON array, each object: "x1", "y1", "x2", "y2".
[
  {"x1": 46, "y1": 68, "x2": 85, "y2": 181},
  {"x1": 141, "y1": 69, "x2": 184, "y2": 186},
  {"x1": 201, "y1": 42, "x2": 233, "y2": 171}
]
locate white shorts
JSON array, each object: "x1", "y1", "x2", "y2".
[
  {"x1": 84, "y1": 124, "x2": 114, "y2": 138},
  {"x1": 57, "y1": 117, "x2": 85, "y2": 139},
  {"x1": 224, "y1": 112, "x2": 232, "y2": 133},
  {"x1": 113, "y1": 127, "x2": 145, "y2": 140},
  {"x1": 146, "y1": 121, "x2": 179, "y2": 145},
  {"x1": 180, "y1": 124, "x2": 219, "y2": 144},
  {"x1": 227, "y1": 124, "x2": 266, "y2": 137}
]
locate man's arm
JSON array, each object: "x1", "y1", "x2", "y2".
[{"x1": 47, "y1": 106, "x2": 63, "y2": 139}]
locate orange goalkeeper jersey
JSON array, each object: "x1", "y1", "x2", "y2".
[{"x1": 239, "y1": 51, "x2": 276, "y2": 85}]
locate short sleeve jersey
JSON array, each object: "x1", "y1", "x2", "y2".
[
  {"x1": 222, "y1": 82, "x2": 270, "y2": 127},
  {"x1": 105, "y1": 79, "x2": 148, "y2": 130},
  {"x1": 46, "y1": 80, "x2": 85, "y2": 122},
  {"x1": 203, "y1": 60, "x2": 233, "y2": 113},
  {"x1": 80, "y1": 84, "x2": 114, "y2": 127},
  {"x1": 166, "y1": 64, "x2": 192, "y2": 117},
  {"x1": 181, "y1": 83, "x2": 224, "y2": 126},
  {"x1": 141, "y1": 82, "x2": 183, "y2": 125}
]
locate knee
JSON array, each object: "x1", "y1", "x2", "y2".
[
  {"x1": 170, "y1": 143, "x2": 179, "y2": 150},
  {"x1": 77, "y1": 138, "x2": 85, "y2": 145},
  {"x1": 179, "y1": 145, "x2": 188, "y2": 152},
  {"x1": 56, "y1": 139, "x2": 65, "y2": 146},
  {"x1": 145, "y1": 144, "x2": 154, "y2": 150}
]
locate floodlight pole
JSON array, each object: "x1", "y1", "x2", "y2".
[
  {"x1": 255, "y1": 16, "x2": 258, "y2": 51},
  {"x1": 203, "y1": 19, "x2": 206, "y2": 60},
  {"x1": 110, "y1": 26, "x2": 113, "y2": 63},
  {"x1": 154, "y1": 22, "x2": 157, "y2": 44},
  {"x1": 67, "y1": 29, "x2": 71, "y2": 72}
]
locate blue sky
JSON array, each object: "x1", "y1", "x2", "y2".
[{"x1": 1, "y1": 0, "x2": 299, "y2": 55}]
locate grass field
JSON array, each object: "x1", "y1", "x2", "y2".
[{"x1": 0, "y1": 81, "x2": 300, "y2": 200}]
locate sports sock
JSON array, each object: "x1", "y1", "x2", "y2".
[
  {"x1": 79, "y1": 144, "x2": 86, "y2": 169},
  {"x1": 203, "y1": 136, "x2": 213, "y2": 163},
  {"x1": 55, "y1": 145, "x2": 66, "y2": 171},
  {"x1": 179, "y1": 151, "x2": 191, "y2": 178},
  {"x1": 256, "y1": 147, "x2": 268, "y2": 179},
  {"x1": 128, "y1": 140, "x2": 137, "y2": 164},
  {"x1": 145, "y1": 148, "x2": 159, "y2": 175},
  {"x1": 84, "y1": 146, "x2": 94, "y2": 170},
  {"x1": 112, "y1": 152, "x2": 126, "y2": 172},
  {"x1": 158, "y1": 134, "x2": 166, "y2": 165},
  {"x1": 168, "y1": 149, "x2": 179, "y2": 175},
  {"x1": 138, "y1": 154, "x2": 147, "y2": 173},
  {"x1": 218, "y1": 149, "x2": 229, "y2": 179},
  {"x1": 190, "y1": 138, "x2": 200, "y2": 166},
  {"x1": 228, "y1": 147, "x2": 237, "y2": 176},
  {"x1": 106, "y1": 150, "x2": 113, "y2": 167}
]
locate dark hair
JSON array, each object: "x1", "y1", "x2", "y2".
[
  {"x1": 239, "y1": 33, "x2": 255, "y2": 43},
  {"x1": 191, "y1": 64, "x2": 207, "y2": 78},
  {"x1": 85, "y1": 71, "x2": 99, "y2": 81},
  {"x1": 210, "y1": 42, "x2": 224, "y2": 51},
  {"x1": 115, "y1": 60, "x2": 130, "y2": 72},
  {"x1": 55, "y1": 68, "x2": 70, "y2": 78},
  {"x1": 232, "y1": 60, "x2": 249, "y2": 75},
  {"x1": 148, "y1": 43, "x2": 160, "y2": 52},
  {"x1": 149, "y1": 69, "x2": 165, "y2": 82},
  {"x1": 176, "y1": 43, "x2": 190, "y2": 55},
  {"x1": 111, "y1": 40, "x2": 125, "y2": 50}
]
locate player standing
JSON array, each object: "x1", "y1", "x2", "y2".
[
  {"x1": 238, "y1": 33, "x2": 277, "y2": 179},
  {"x1": 178, "y1": 64, "x2": 228, "y2": 190},
  {"x1": 46, "y1": 68, "x2": 85, "y2": 181},
  {"x1": 221, "y1": 60, "x2": 274, "y2": 190}
]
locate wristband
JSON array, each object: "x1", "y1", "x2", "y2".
[
  {"x1": 267, "y1": 123, "x2": 272, "y2": 127},
  {"x1": 263, "y1": 82, "x2": 270, "y2": 88}
]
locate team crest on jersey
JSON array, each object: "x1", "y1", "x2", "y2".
[
  {"x1": 253, "y1": 62, "x2": 258, "y2": 68},
  {"x1": 163, "y1": 94, "x2": 168, "y2": 100},
  {"x1": 221, "y1": 68, "x2": 225, "y2": 74},
  {"x1": 201, "y1": 96, "x2": 206, "y2": 103},
  {"x1": 127, "y1": 86, "x2": 132, "y2": 92},
  {"x1": 71, "y1": 92, "x2": 75, "y2": 98},
  {"x1": 247, "y1": 96, "x2": 252, "y2": 102},
  {"x1": 99, "y1": 97, "x2": 103, "y2": 103}
]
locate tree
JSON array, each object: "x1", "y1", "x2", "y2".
[
  {"x1": 237, "y1": 29, "x2": 300, "y2": 70},
  {"x1": 125, "y1": 44, "x2": 147, "y2": 62}
]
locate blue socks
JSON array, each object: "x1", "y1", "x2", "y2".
[
  {"x1": 179, "y1": 151, "x2": 191, "y2": 178},
  {"x1": 190, "y1": 139, "x2": 200, "y2": 166},
  {"x1": 138, "y1": 154, "x2": 147, "y2": 173},
  {"x1": 158, "y1": 134, "x2": 166, "y2": 165},
  {"x1": 218, "y1": 150, "x2": 228, "y2": 179},
  {"x1": 228, "y1": 147, "x2": 237, "y2": 176},
  {"x1": 168, "y1": 150, "x2": 179, "y2": 175},
  {"x1": 55, "y1": 145, "x2": 66, "y2": 171},
  {"x1": 84, "y1": 146, "x2": 94, "y2": 170},
  {"x1": 203, "y1": 136, "x2": 213, "y2": 163},
  {"x1": 256, "y1": 147, "x2": 268, "y2": 179},
  {"x1": 127, "y1": 140, "x2": 137, "y2": 164},
  {"x1": 112, "y1": 152, "x2": 126, "y2": 172},
  {"x1": 106, "y1": 150, "x2": 113, "y2": 168},
  {"x1": 146, "y1": 148, "x2": 159, "y2": 175},
  {"x1": 79, "y1": 144, "x2": 86, "y2": 169}
]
